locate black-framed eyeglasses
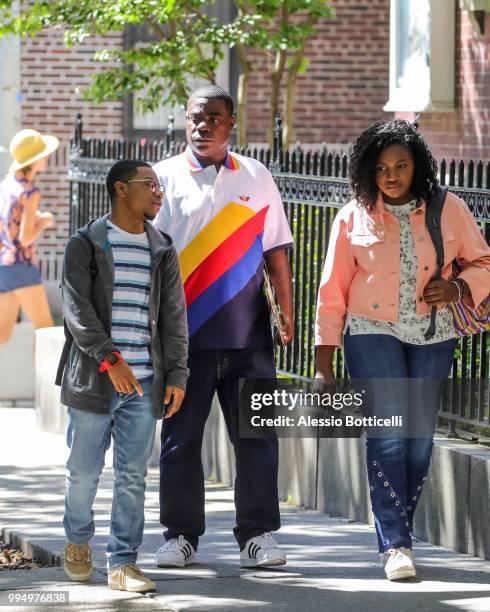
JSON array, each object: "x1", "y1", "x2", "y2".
[{"x1": 123, "y1": 178, "x2": 164, "y2": 194}]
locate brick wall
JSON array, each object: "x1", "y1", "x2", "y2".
[
  {"x1": 17, "y1": 4, "x2": 489, "y2": 273},
  {"x1": 245, "y1": 0, "x2": 391, "y2": 146},
  {"x1": 20, "y1": 29, "x2": 124, "y2": 267},
  {"x1": 419, "y1": 10, "x2": 490, "y2": 163}
]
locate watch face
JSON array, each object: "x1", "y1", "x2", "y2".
[{"x1": 107, "y1": 353, "x2": 119, "y2": 366}]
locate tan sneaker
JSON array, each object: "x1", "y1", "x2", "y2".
[
  {"x1": 108, "y1": 564, "x2": 156, "y2": 593},
  {"x1": 63, "y1": 543, "x2": 92, "y2": 582}
]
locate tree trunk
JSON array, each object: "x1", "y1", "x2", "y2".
[
  {"x1": 267, "y1": 1, "x2": 289, "y2": 148},
  {"x1": 284, "y1": 49, "x2": 304, "y2": 149},
  {"x1": 268, "y1": 48, "x2": 286, "y2": 148},
  {"x1": 235, "y1": 43, "x2": 251, "y2": 148},
  {"x1": 283, "y1": 16, "x2": 316, "y2": 149}
]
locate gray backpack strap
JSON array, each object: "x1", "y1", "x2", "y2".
[
  {"x1": 55, "y1": 231, "x2": 96, "y2": 386},
  {"x1": 424, "y1": 187, "x2": 448, "y2": 341}
]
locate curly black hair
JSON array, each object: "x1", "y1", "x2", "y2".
[{"x1": 349, "y1": 119, "x2": 439, "y2": 211}]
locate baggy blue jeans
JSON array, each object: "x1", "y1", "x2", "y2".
[
  {"x1": 159, "y1": 347, "x2": 280, "y2": 551},
  {"x1": 63, "y1": 377, "x2": 156, "y2": 568},
  {"x1": 343, "y1": 330, "x2": 456, "y2": 552}
]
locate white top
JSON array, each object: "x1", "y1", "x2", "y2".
[
  {"x1": 153, "y1": 147, "x2": 293, "y2": 349},
  {"x1": 107, "y1": 221, "x2": 153, "y2": 380},
  {"x1": 345, "y1": 199, "x2": 456, "y2": 344}
]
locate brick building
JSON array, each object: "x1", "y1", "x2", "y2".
[
  {"x1": 15, "y1": 32, "x2": 124, "y2": 271},
  {"x1": 0, "y1": 0, "x2": 488, "y2": 267}
]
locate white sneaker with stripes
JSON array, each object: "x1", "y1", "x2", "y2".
[
  {"x1": 240, "y1": 532, "x2": 286, "y2": 568},
  {"x1": 154, "y1": 535, "x2": 197, "y2": 567}
]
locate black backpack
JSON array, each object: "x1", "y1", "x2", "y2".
[
  {"x1": 55, "y1": 232, "x2": 97, "y2": 386},
  {"x1": 424, "y1": 186, "x2": 448, "y2": 341}
]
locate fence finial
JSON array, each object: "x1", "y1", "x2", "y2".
[
  {"x1": 75, "y1": 112, "x2": 83, "y2": 145},
  {"x1": 270, "y1": 113, "x2": 283, "y2": 172},
  {"x1": 166, "y1": 115, "x2": 175, "y2": 154},
  {"x1": 71, "y1": 113, "x2": 83, "y2": 156}
]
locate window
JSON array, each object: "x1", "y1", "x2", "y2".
[
  {"x1": 384, "y1": 0, "x2": 456, "y2": 113},
  {"x1": 123, "y1": 2, "x2": 235, "y2": 141}
]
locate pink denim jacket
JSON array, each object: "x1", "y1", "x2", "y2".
[{"x1": 315, "y1": 192, "x2": 490, "y2": 346}]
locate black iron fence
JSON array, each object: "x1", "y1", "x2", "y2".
[{"x1": 68, "y1": 114, "x2": 490, "y2": 440}]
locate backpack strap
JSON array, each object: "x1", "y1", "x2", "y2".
[
  {"x1": 424, "y1": 186, "x2": 448, "y2": 341},
  {"x1": 55, "y1": 231, "x2": 97, "y2": 386}
]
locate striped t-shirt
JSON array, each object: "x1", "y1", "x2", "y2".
[{"x1": 107, "y1": 221, "x2": 153, "y2": 380}]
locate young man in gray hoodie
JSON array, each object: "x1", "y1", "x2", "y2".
[{"x1": 56, "y1": 159, "x2": 188, "y2": 593}]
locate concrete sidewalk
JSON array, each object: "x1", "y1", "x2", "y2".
[{"x1": 1, "y1": 407, "x2": 490, "y2": 612}]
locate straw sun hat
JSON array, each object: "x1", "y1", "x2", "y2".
[{"x1": 9, "y1": 129, "x2": 59, "y2": 173}]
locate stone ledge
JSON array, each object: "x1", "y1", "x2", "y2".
[
  {"x1": 0, "y1": 322, "x2": 35, "y2": 401},
  {"x1": 1, "y1": 528, "x2": 60, "y2": 567}
]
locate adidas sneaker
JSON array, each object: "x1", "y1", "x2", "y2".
[
  {"x1": 155, "y1": 535, "x2": 197, "y2": 567},
  {"x1": 240, "y1": 532, "x2": 286, "y2": 568}
]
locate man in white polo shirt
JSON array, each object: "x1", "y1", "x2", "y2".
[{"x1": 153, "y1": 86, "x2": 294, "y2": 568}]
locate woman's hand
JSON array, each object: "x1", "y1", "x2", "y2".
[
  {"x1": 423, "y1": 279, "x2": 459, "y2": 305},
  {"x1": 315, "y1": 345, "x2": 337, "y2": 385},
  {"x1": 36, "y1": 211, "x2": 54, "y2": 231}
]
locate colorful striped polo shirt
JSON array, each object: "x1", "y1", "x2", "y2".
[
  {"x1": 107, "y1": 220, "x2": 153, "y2": 380},
  {"x1": 153, "y1": 147, "x2": 293, "y2": 350}
]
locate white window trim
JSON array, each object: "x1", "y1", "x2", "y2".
[{"x1": 384, "y1": 0, "x2": 456, "y2": 113}]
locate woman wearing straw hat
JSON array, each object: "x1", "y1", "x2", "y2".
[{"x1": 0, "y1": 128, "x2": 59, "y2": 343}]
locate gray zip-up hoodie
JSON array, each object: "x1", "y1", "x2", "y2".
[{"x1": 56, "y1": 214, "x2": 189, "y2": 418}]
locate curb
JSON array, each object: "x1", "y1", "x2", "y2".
[{"x1": 1, "y1": 527, "x2": 61, "y2": 567}]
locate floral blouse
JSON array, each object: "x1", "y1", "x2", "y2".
[
  {"x1": 0, "y1": 175, "x2": 39, "y2": 267},
  {"x1": 345, "y1": 198, "x2": 456, "y2": 345}
]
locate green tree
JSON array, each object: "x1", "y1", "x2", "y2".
[
  {"x1": 0, "y1": 0, "x2": 332, "y2": 147},
  {"x1": 232, "y1": 0, "x2": 333, "y2": 147}
]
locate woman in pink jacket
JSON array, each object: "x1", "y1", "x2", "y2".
[{"x1": 315, "y1": 120, "x2": 490, "y2": 581}]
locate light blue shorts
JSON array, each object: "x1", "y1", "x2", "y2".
[{"x1": 0, "y1": 263, "x2": 43, "y2": 292}]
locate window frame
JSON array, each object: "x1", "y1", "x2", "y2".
[{"x1": 384, "y1": 0, "x2": 456, "y2": 114}]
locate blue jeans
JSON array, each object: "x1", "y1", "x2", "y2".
[
  {"x1": 159, "y1": 347, "x2": 280, "y2": 550},
  {"x1": 343, "y1": 331, "x2": 456, "y2": 552},
  {"x1": 63, "y1": 377, "x2": 156, "y2": 568}
]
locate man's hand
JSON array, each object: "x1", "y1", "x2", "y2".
[
  {"x1": 264, "y1": 250, "x2": 294, "y2": 345},
  {"x1": 163, "y1": 385, "x2": 185, "y2": 419},
  {"x1": 278, "y1": 316, "x2": 294, "y2": 346},
  {"x1": 107, "y1": 359, "x2": 143, "y2": 396},
  {"x1": 423, "y1": 279, "x2": 459, "y2": 306}
]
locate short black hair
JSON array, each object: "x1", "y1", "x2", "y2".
[
  {"x1": 106, "y1": 159, "x2": 151, "y2": 202},
  {"x1": 349, "y1": 119, "x2": 438, "y2": 211},
  {"x1": 187, "y1": 85, "x2": 234, "y2": 116}
]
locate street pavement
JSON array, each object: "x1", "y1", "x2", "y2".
[{"x1": 1, "y1": 407, "x2": 490, "y2": 612}]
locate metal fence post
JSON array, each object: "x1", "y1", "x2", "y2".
[
  {"x1": 69, "y1": 113, "x2": 83, "y2": 233},
  {"x1": 74, "y1": 112, "x2": 83, "y2": 154},
  {"x1": 166, "y1": 115, "x2": 175, "y2": 158},
  {"x1": 269, "y1": 114, "x2": 283, "y2": 172}
]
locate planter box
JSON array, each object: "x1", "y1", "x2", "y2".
[{"x1": 0, "y1": 322, "x2": 35, "y2": 401}]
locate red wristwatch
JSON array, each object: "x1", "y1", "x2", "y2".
[{"x1": 98, "y1": 351, "x2": 123, "y2": 373}]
